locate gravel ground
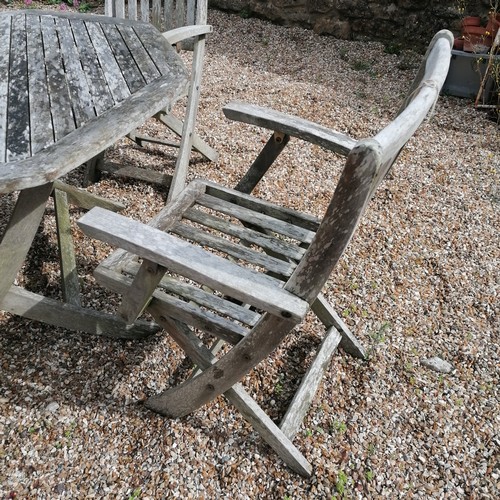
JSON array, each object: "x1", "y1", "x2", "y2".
[{"x1": 1, "y1": 4, "x2": 499, "y2": 499}]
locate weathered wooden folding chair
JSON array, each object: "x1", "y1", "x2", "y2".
[
  {"x1": 87, "y1": 0, "x2": 217, "y2": 200},
  {"x1": 77, "y1": 31, "x2": 453, "y2": 475}
]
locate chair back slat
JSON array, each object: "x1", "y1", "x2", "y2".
[
  {"x1": 164, "y1": 0, "x2": 174, "y2": 31},
  {"x1": 176, "y1": 0, "x2": 186, "y2": 29},
  {"x1": 128, "y1": 0, "x2": 137, "y2": 20},
  {"x1": 104, "y1": 0, "x2": 204, "y2": 32},
  {"x1": 286, "y1": 30, "x2": 454, "y2": 304},
  {"x1": 115, "y1": 0, "x2": 125, "y2": 18},
  {"x1": 152, "y1": 0, "x2": 162, "y2": 28},
  {"x1": 186, "y1": 0, "x2": 195, "y2": 25},
  {"x1": 140, "y1": 0, "x2": 150, "y2": 24}
]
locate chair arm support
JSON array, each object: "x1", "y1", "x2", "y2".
[
  {"x1": 163, "y1": 25, "x2": 213, "y2": 45},
  {"x1": 223, "y1": 101, "x2": 356, "y2": 156},
  {"x1": 78, "y1": 207, "x2": 309, "y2": 323}
]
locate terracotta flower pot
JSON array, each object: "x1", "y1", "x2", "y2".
[
  {"x1": 463, "y1": 26, "x2": 493, "y2": 53},
  {"x1": 453, "y1": 37, "x2": 465, "y2": 50},
  {"x1": 461, "y1": 16, "x2": 481, "y2": 29}
]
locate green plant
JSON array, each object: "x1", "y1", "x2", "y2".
[
  {"x1": 78, "y1": 2, "x2": 91, "y2": 12},
  {"x1": 129, "y1": 488, "x2": 141, "y2": 500},
  {"x1": 350, "y1": 60, "x2": 371, "y2": 72},
  {"x1": 335, "y1": 470, "x2": 349, "y2": 495},
  {"x1": 339, "y1": 47, "x2": 349, "y2": 61},
  {"x1": 330, "y1": 419, "x2": 347, "y2": 434},
  {"x1": 365, "y1": 469, "x2": 374, "y2": 481},
  {"x1": 384, "y1": 42, "x2": 402, "y2": 55},
  {"x1": 239, "y1": 8, "x2": 251, "y2": 19},
  {"x1": 370, "y1": 321, "x2": 390, "y2": 343}
]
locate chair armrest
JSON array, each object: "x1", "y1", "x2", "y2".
[
  {"x1": 78, "y1": 207, "x2": 309, "y2": 323},
  {"x1": 163, "y1": 25, "x2": 213, "y2": 45},
  {"x1": 223, "y1": 101, "x2": 356, "y2": 156}
]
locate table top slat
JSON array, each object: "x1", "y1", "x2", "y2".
[
  {"x1": 0, "y1": 16, "x2": 11, "y2": 163},
  {"x1": 27, "y1": 16, "x2": 54, "y2": 155},
  {"x1": 6, "y1": 14, "x2": 30, "y2": 162},
  {"x1": 56, "y1": 17, "x2": 97, "y2": 127},
  {"x1": 70, "y1": 19, "x2": 114, "y2": 115},
  {"x1": 41, "y1": 15, "x2": 76, "y2": 141},
  {"x1": 0, "y1": 10, "x2": 189, "y2": 193},
  {"x1": 136, "y1": 22, "x2": 178, "y2": 76},
  {"x1": 100, "y1": 22, "x2": 146, "y2": 94},
  {"x1": 85, "y1": 20, "x2": 131, "y2": 104},
  {"x1": 117, "y1": 24, "x2": 161, "y2": 84}
]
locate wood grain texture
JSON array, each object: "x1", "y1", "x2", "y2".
[
  {"x1": 0, "y1": 15, "x2": 10, "y2": 162},
  {"x1": 0, "y1": 10, "x2": 189, "y2": 193},
  {"x1": 2, "y1": 285, "x2": 159, "y2": 339},
  {"x1": 78, "y1": 206, "x2": 309, "y2": 321}
]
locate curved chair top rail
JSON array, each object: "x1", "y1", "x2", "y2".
[{"x1": 286, "y1": 30, "x2": 454, "y2": 304}]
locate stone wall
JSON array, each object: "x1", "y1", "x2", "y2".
[{"x1": 209, "y1": 0, "x2": 494, "y2": 50}]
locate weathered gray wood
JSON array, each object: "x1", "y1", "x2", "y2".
[
  {"x1": 152, "y1": 0, "x2": 161, "y2": 29},
  {"x1": 0, "y1": 15, "x2": 10, "y2": 162},
  {"x1": 2, "y1": 285, "x2": 159, "y2": 339},
  {"x1": 167, "y1": 21, "x2": 207, "y2": 201},
  {"x1": 102, "y1": 260, "x2": 260, "y2": 326},
  {"x1": 85, "y1": 21, "x2": 130, "y2": 104},
  {"x1": 197, "y1": 193, "x2": 316, "y2": 243},
  {"x1": 223, "y1": 101, "x2": 357, "y2": 157},
  {"x1": 234, "y1": 132, "x2": 290, "y2": 195},
  {"x1": 56, "y1": 17, "x2": 96, "y2": 127},
  {"x1": 78, "y1": 207, "x2": 309, "y2": 322},
  {"x1": 153, "y1": 111, "x2": 218, "y2": 161},
  {"x1": 0, "y1": 183, "x2": 53, "y2": 303},
  {"x1": 73, "y1": 28, "x2": 453, "y2": 476},
  {"x1": 56, "y1": 18, "x2": 96, "y2": 127},
  {"x1": 101, "y1": 22, "x2": 146, "y2": 94},
  {"x1": 96, "y1": 265, "x2": 249, "y2": 344},
  {"x1": 6, "y1": 14, "x2": 30, "y2": 162},
  {"x1": 118, "y1": 259, "x2": 165, "y2": 324},
  {"x1": 41, "y1": 15, "x2": 75, "y2": 141},
  {"x1": 116, "y1": 24, "x2": 160, "y2": 84},
  {"x1": 162, "y1": 24, "x2": 212, "y2": 45},
  {"x1": 53, "y1": 188, "x2": 81, "y2": 306},
  {"x1": 140, "y1": 0, "x2": 149, "y2": 24},
  {"x1": 312, "y1": 294, "x2": 366, "y2": 359},
  {"x1": 100, "y1": 0, "x2": 217, "y2": 189},
  {"x1": 279, "y1": 326, "x2": 341, "y2": 439},
  {"x1": 144, "y1": 312, "x2": 312, "y2": 477},
  {"x1": 26, "y1": 16, "x2": 54, "y2": 155},
  {"x1": 71, "y1": 19, "x2": 113, "y2": 115},
  {"x1": 171, "y1": 221, "x2": 296, "y2": 277},
  {"x1": 183, "y1": 207, "x2": 306, "y2": 261},
  {"x1": 206, "y1": 182, "x2": 320, "y2": 231},
  {"x1": 53, "y1": 181, "x2": 126, "y2": 212},
  {"x1": 0, "y1": 74, "x2": 188, "y2": 193},
  {"x1": 145, "y1": 313, "x2": 296, "y2": 417}
]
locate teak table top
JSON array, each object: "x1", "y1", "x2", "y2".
[{"x1": 0, "y1": 9, "x2": 188, "y2": 193}]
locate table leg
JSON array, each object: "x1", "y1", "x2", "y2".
[
  {"x1": 0, "y1": 183, "x2": 159, "y2": 340},
  {"x1": 53, "y1": 188, "x2": 81, "y2": 306},
  {"x1": 0, "y1": 183, "x2": 54, "y2": 304}
]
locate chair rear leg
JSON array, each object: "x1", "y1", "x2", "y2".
[{"x1": 145, "y1": 313, "x2": 312, "y2": 476}]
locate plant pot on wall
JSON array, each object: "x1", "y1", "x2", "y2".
[
  {"x1": 442, "y1": 49, "x2": 500, "y2": 99},
  {"x1": 462, "y1": 26, "x2": 492, "y2": 52},
  {"x1": 461, "y1": 15, "x2": 481, "y2": 28}
]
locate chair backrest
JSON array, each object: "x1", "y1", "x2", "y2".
[
  {"x1": 285, "y1": 30, "x2": 453, "y2": 304},
  {"x1": 105, "y1": 0, "x2": 207, "y2": 33}
]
